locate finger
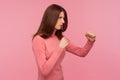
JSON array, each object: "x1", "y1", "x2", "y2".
[
  {"x1": 87, "y1": 36, "x2": 95, "y2": 42},
  {"x1": 86, "y1": 33, "x2": 96, "y2": 38}
]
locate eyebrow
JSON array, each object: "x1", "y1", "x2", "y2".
[{"x1": 59, "y1": 16, "x2": 64, "y2": 18}]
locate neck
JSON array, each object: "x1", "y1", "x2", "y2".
[{"x1": 51, "y1": 30, "x2": 57, "y2": 37}]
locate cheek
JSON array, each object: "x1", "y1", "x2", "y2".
[
  {"x1": 55, "y1": 24, "x2": 61, "y2": 30},
  {"x1": 55, "y1": 23, "x2": 58, "y2": 29},
  {"x1": 55, "y1": 22, "x2": 58, "y2": 27},
  {"x1": 55, "y1": 21, "x2": 60, "y2": 27}
]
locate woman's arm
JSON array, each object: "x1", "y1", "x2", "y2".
[
  {"x1": 32, "y1": 36, "x2": 64, "y2": 76},
  {"x1": 66, "y1": 40, "x2": 95, "y2": 57},
  {"x1": 66, "y1": 32, "x2": 96, "y2": 57}
]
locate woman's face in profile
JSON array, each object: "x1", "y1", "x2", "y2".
[{"x1": 55, "y1": 11, "x2": 65, "y2": 30}]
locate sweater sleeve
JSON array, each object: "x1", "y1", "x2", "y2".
[
  {"x1": 32, "y1": 35, "x2": 64, "y2": 76},
  {"x1": 66, "y1": 40, "x2": 95, "y2": 57}
]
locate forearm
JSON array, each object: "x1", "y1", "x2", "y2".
[
  {"x1": 80, "y1": 40, "x2": 95, "y2": 57},
  {"x1": 66, "y1": 40, "x2": 95, "y2": 57}
]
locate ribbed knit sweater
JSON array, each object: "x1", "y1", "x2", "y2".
[{"x1": 32, "y1": 35, "x2": 95, "y2": 80}]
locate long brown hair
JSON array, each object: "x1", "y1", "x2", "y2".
[{"x1": 33, "y1": 4, "x2": 68, "y2": 40}]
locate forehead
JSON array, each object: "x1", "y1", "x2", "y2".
[{"x1": 59, "y1": 11, "x2": 64, "y2": 17}]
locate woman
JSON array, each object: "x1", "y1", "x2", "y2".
[{"x1": 32, "y1": 4, "x2": 96, "y2": 80}]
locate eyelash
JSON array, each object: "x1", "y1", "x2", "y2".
[
  {"x1": 59, "y1": 17, "x2": 64, "y2": 19},
  {"x1": 59, "y1": 17, "x2": 62, "y2": 19}
]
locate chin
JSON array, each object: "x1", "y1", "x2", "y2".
[
  {"x1": 55, "y1": 28, "x2": 61, "y2": 30},
  {"x1": 58, "y1": 28, "x2": 61, "y2": 30}
]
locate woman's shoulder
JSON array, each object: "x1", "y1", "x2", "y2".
[{"x1": 33, "y1": 35, "x2": 45, "y2": 43}]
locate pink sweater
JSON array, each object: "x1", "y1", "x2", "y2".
[{"x1": 32, "y1": 35, "x2": 95, "y2": 80}]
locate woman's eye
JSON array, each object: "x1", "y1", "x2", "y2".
[
  {"x1": 59, "y1": 17, "x2": 64, "y2": 20},
  {"x1": 59, "y1": 17, "x2": 62, "y2": 19}
]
